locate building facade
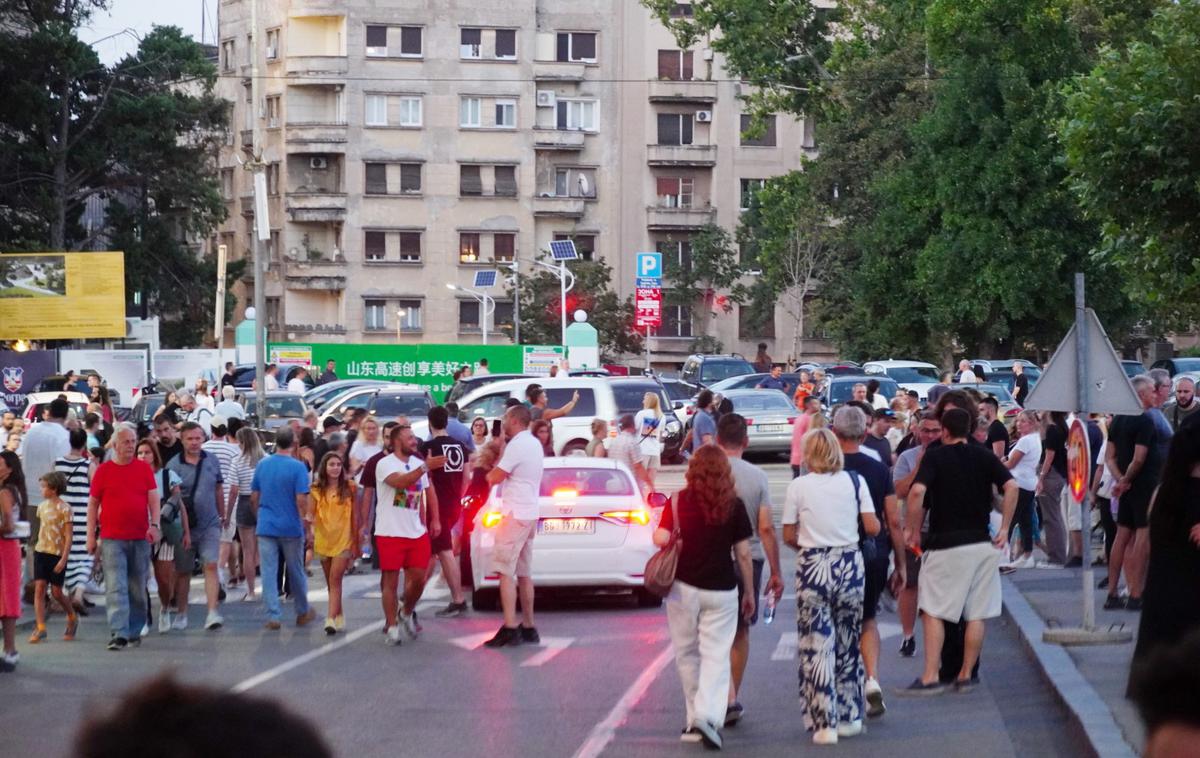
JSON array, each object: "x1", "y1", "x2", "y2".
[{"x1": 214, "y1": 0, "x2": 834, "y2": 366}]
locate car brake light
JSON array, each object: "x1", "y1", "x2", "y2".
[
  {"x1": 601, "y1": 509, "x2": 650, "y2": 526},
  {"x1": 482, "y1": 511, "x2": 503, "y2": 528},
  {"x1": 552, "y1": 487, "x2": 578, "y2": 499},
  {"x1": 744, "y1": 418, "x2": 753, "y2": 426},
  {"x1": 787, "y1": 417, "x2": 797, "y2": 424}
]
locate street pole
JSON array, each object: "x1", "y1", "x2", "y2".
[
  {"x1": 511, "y1": 261, "x2": 520, "y2": 344},
  {"x1": 250, "y1": 0, "x2": 266, "y2": 418},
  {"x1": 559, "y1": 260, "x2": 567, "y2": 346},
  {"x1": 482, "y1": 292, "x2": 491, "y2": 346},
  {"x1": 1074, "y1": 273, "x2": 1097, "y2": 633},
  {"x1": 215, "y1": 243, "x2": 227, "y2": 382}
]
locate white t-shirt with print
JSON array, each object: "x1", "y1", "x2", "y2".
[
  {"x1": 782, "y1": 471, "x2": 874, "y2": 549},
  {"x1": 374, "y1": 454, "x2": 429, "y2": 538},
  {"x1": 1009, "y1": 432, "x2": 1042, "y2": 491},
  {"x1": 497, "y1": 430, "x2": 544, "y2": 520}
]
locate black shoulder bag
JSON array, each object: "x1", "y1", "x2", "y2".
[
  {"x1": 847, "y1": 469, "x2": 879, "y2": 563},
  {"x1": 180, "y1": 451, "x2": 207, "y2": 527}
]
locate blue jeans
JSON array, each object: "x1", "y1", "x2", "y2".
[
  {"x1": 101, "y1": 539, "x2": 150, "y2": 640},
  {"x1": 258, "y1": 535, "x2": 309, "y2": 622}
]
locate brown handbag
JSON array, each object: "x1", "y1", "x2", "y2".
[{"x1": 643, "y1": 494, "x2": 682, "y2": 597}]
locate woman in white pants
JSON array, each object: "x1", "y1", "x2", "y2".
[
  {"x1": 783, "y1": 428, "x2": 881, "y2": 745},
  {"x1": 654, "y1": 445, "x2": 755, "y2": 750}
]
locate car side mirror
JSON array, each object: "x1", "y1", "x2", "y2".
[
  {"x1": 646, "y1": 491, "x2": 669, "y2": 509},
  {"x1": 672, "y1": 400, "x2": 685, "y2": 410}
]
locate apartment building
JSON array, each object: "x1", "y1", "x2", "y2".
[{"x1": 213, "y1": 0, "x2": 832, "y2": 366}]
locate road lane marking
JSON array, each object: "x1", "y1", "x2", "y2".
[
  {"x1": 771, "y1": 632, "x2": 798, "y2": 660},
  {"x1": 520, "y1": 637, "x2": 574, "y2": 667},
  {"x1": 230, "y1": 620, "x2": 385, "y2": 694},
  {"x1": 571, "y1": 645, "x2": 674, "y2": 758},
  {"x1": 449, "y1": 631, "x2": 496, "y2": 651}
]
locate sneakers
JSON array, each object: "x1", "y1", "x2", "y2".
[
  {"x1": 386, "y1": 625, "x2": 403, "y2": 646},
  {"x1": 264, "y1": 619, "x2": 282, "y2": 630},
  {"x1": 519, "y1": 624, "x2": 540, "y2": 644},
  {"x1": 1125, "y1": 597, "x2": 1143, "y2": 611},
  {"x1": 837, "y1": 720, "x2": 864, "y2": 737},
  {"x1": 483, "y1": 625, "x2": 522, "y2": 648},
  {"x1": 1098, "y1": 577, "x2": 1110, "y2": 590},
  {"x1": 334, "y1": 615, "x2": 345, "y2": 631},
  {"x1": 296, "y1": 609, "x2": 317, "y2": 627},
  {"x1": 1103, "y1": 595, "x2": 1125, "y2": 610},
  {"x1": 204, "y1": 611, "x2": 224, "y2": 631},
  {"x1": 324, "y1": 618, "x2": 337, "y2": 635},
  {"x1": 435, "y1": 601, "x2": 468, "y2": 618},
  {"x1": 107, "y1": 636, "x2": 128, "y2": 651},
  {"x1": 724, "y1": 701, "x2": 744, "y2": 727},
  {"x1": 400, "y1": 612, "x2": 419, "y2": 640},
  {"x1": 680, "y1": 727, "x2": 702, "y2": 743},
  {"x1": 140, "y1": 622, "x2": 151, "y2": 638},
  {"x1": 1064, "y1": 556, "x2": 1084, "y2": 568},
  {"x1": 898, "y1": 678, "x2": 945, "y2": 696},
  {"x1": 693, "y1": 720, "x2": 723, "y2": 750},
  {"x1": 812, "y1": 728, "x2": 838, "y2": 745},
  {"x1": 158, "y1": 607, "x2": 173, "y2": 634},
  {"x1": 899, "y1": 636, "x2": 916, "y2": 658},
  {"x1": 171, "y1": 613, "x2": 189, "y2": 631},
  {"x1": 865, "y1": 677, "x2": 886, "y2": 718},
  {"x1": 0, "y1": 651, "x2": 19, "y2": 671}
]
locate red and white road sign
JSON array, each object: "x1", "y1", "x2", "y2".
[{"x1": 636, "y1": 287, "x2": 662, "y2": 329}]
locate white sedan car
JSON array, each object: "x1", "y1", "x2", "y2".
[{"x1": 470, "y1": 457, "x2": 665, "y2": 610}]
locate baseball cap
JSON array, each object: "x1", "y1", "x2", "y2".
[
  {"x1": 872, "y1": 408, "x2": 896, "y2": 420},
  {"x1": 210, "y1": 414, "x2": 228, "y2": 430}
]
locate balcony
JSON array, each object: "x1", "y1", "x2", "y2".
[
  {"x1": 646, "y1": 143, "x2": 717, "y2": 167},
  {"x1": 533, "y1": 195, "x2": 586, "y2": 218},
  {"x1": 648, "y1": 79, "x2": 718, "y2": 104},
  {"x1": 533, "y1": 61, "x2": 586, "y2": 82},
  {"x1": 646, "y1": 205, "x2": 716, "y2": 230},
  {"x1": 285, "y1": 192, "x2": 347, "y2": 222},
  {"x1": 285, "y1": 123, "x2": 348, "y2": 153},
  {"x1": 284, "y1": 323, "x2": 347, "y2": 336},
  {"x1": 533, "y1": 128, "x2": 586, "y2": 151},
  {"x1": 283, "y1": 258, "x2": 346, "y2": 290},
  {"x1": 286, "y1": 55, "x2": 349, "y2": 76},
  {"x1": 283, "y1": 273, "x2": 347, "y2": 291}
]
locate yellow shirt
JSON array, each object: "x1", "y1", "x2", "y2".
[
  {"x1": 35, "y1": 498, "x2": 73, "y2": 556},
  {"x1": 312, "y1": 482, "x2": 356, "y2": 558}
]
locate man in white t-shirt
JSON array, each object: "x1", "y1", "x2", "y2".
[
  {"x1": 263, "y1": 364, "x2": 280, "y2": 391},
  {"x1": 286, "y1": 368, "x2": 308, "y2": 394},
  {"x1": 375, "y1": 424, "x2": 444, "y2": 645},
  {"x1": 484, "y1": 404, "x2": 544, "y2": 647},
  {"x1": 957, "y1": 360, "x2": 978, "y2": 384}
]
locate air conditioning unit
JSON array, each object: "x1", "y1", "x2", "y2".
[
  {"x1": 702, "y1": 48, "x2": 714, "y2": 62},
  {"x1": 536, "y1": 90, "x2": 557, "y2": 108},
  {"x1": 309, "y1": 157, "x2": 328, "y2": 169},
  {"x1": 265, "y1": 45, "x2": 278, "y2": 59},
  {"x1": 695, "y1": 110, "x2": 713, "y2": 122}
]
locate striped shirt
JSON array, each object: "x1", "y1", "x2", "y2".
[
  {"x1": 232, "y1": 454, "x2": 260, "y2": 494},
  {"x1": 202, "y1": 440, "x2": 241, "y2": 500}
]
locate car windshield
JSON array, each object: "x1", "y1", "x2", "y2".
[
  {"x1": 729, "y1": 393, "x2": 794, "y2": 412},
  {"x1": 700, "y1": 360, "x2": 753, "y2": 383},
  {"x1": 885, "y1": 366, "x2": 939, "y2": 383},
  {"x1": 1123, "y1": 362, "x2": 1144, "y2": 378},
  {"x1": 975, "y1": 384, "x2": 1015, "y2": 402},
  {"x1": 134, "y1": 396, "x2": 165, "y2": 421},
  {"x1": 828, "y1": 379, "x2": 900, "y2": 405},
  {"x1": 612, "y1": 384, "x2": 671, "y2": 415},
  {"x1": 539, "y1": 467, "x2": 635, "y2": 497},
  {"x1": 246, "y1": 396, "x2": 305, "y2": 418},
  {"x1": 373, "y1": 394, "x2": 432, "y2": 419}
]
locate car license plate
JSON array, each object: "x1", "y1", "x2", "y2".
[
  {"x1": 539, "y1": 518, "x2": 595, "y2": 535},
  {"x1": 757, "y1": 424, "x2": 787, "y2": 433}
]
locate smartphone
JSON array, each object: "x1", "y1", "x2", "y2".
[{"x1": 491, "y1": 419, "x2": 502, "y2": 439}]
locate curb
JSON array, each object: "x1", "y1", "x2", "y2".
[{"x1": 1001, "y1": 576, "x2": 1137, "y2": 758}]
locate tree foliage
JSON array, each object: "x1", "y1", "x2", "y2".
[{"x1": 663, "y1": 223, "x2": 745, "y2": 343}]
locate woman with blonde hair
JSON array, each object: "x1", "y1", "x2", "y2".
[
  {"x1": 634, "y1": 392, "x2": 664, "y2": 489},
  {"x1": 654, "y1": 445, "x2": 755, "y2": 749},
  {"x1": 231, "y1": 427, "x2": 266, "y2": 601},
  {"x1": 782, "y1": 427, "x2": 880, "y2": 745},
  {"x1": 586, "y1": 419, "x2": 608, "y2": 458},
  {"x1": 348, "y1": 416, "x2": 383, "y2": 479},
  {"x1": 194, "y1": 379, "x2": 214, "y2": 411}
]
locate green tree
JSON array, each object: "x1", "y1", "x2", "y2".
[
  {"x1": 511, "y1": 254, "x2": 642, "y2": 359},
  {"x1": 1061, "y1": 0, "x2": 1200, "y2": 328},
  {"x1": 662, "y1": 223, "x2": 746, "y2": 345}
]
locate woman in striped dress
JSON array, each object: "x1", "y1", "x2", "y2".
[{"x1": 56, "y1": 427, "x2": 95, "y2": 608}]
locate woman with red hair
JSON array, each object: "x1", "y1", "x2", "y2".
[{"x1": 653, "y1": 445, "x2": 755, "y2": 749}]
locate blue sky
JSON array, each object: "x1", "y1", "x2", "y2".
[{"x1": 83, "y1": 0, "x2": 209, "y2": 63}]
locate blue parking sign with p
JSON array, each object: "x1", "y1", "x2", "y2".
[{"x1": 636, "y1": 252, "x2": 662, "y2": 282}]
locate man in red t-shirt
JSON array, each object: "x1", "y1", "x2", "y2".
[{"x1": 87, "y1": 425, "x2": 161, "y2": 650}]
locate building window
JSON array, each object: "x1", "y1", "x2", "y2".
[
  {"x1": 740, "y1": 114, "x2": 778, "y2": 147},
  {"x1": 365, "y1": 94, "x2": 388, "y2": 126},
  {"x1": 657, "y1": 113, "x2": 694, "y2": 145},
  {"x1": 365, "y1": 25, "x2": 387, "y2": 56},
  {"x1": 669, "y1": 2, "x2": 695, "y2": 18},
  {"x1": 553, "y1": 167, "x2": 597, "y2": 198},
  {"x1": 365, "y1": 162, "x2": 388, "y2": 194},
  {"x1": 399, "y1": 232, "x2": 421, "y2": 262},
  {"x1": 459, "y1": 232, "x2": 481, "y2": 263},
  {"x1": 553, "y1": 233, "x2": 595, "y2": 261},
  {"x1": 460, "y1": 28, "x2": 482, "y2": 59},
  {"x1": 220, "y1": 168, "x2": 234, "y2": 200},
  {"x1": 494, "y1": 166, "x2": 517, "y2": 196},
  {"x1": 366, "y1": 162, "x2": 422, "y2": 195},
  {"x1": 265, "y1": 28, "x2": 280, "y2": 59},
  {"x1": 658, "y1": 239, "x2": 692, "y2": 271},
  {"x1": 398, "y1": 96, "x2": 421, "y2": 126},
  {"x1": 396, "y1": 299, "x2": 422, "y2": 331},
  {"x1": 458, "y1": 300, "x2": 481, "y2": 331},
  {"x1": 495, "y1": 29, "x2": 517, "y2": 59},
  {"x1": 364, "y1": 230, "x2": 386, "y2": 261},
  {"x1": 657, "y1": 176, "x2": 694, "y2": 208},
  {"x1": 495, "y1": 99, "x2": 517, "y2": 128},
  {"x1": 556, "y1": 99, "x2": 597, "y2": 131},
  {"x1": 366, "y1": 25, "x2": 422, "y2": 57},
  {"x1": 494, "y1": 233, "x2": 515, "y2": 262},
  {"x1": 460, "y1": 97, "x2": 482, "y2": 127},
  {"x1": 221, "y1": 39, "x2": 235, "y2": 71},
  {"x1": 657, "y1": 50, "x2": 694, "y2": 81},
  {"x1": 556, "y1": 32, "x2": 597, "y2": 62},
  {"x1": 740, "y1": 178, "x2": 765, "y2": 210},
  {"x1": 739, "y1": 305, "x2": 775, "y2": 339},
  {"x1": 400, "y1": 27, "x2": 422, "y2": 56},
  {"x1": 265, "y1": 296, "x2": 282, "y2": 328},
  {"x1": 661, "y1": 302, "x2": 693, "y2": 338},
  {"x1": 265, "y1": 95, "x2": 280, "y2": 128},
  {"x1": 459, "y1": 165, "x2": 482, "y2": 196},
  {"x1": 364, "y1": 299, "x2": 387, "y2": 330},
  {"x1": 266, "y1": 162, "x2": 280, "y2": 196},
  {"x1": 399, "y1": 163, "x2": 421, "y2": 194}
]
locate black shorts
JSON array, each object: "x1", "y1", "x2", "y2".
[
  {"x1": 33, "y1": 551, "x2": 65, "y2": 586},
  {"x1": 235, "y1": 495, "x2": 257, "y2": 528},
  {"x1": 905, "y1": 548, "x2": 922, "y2": 589},
  {"x1": 863, "y1": 544, "x2": 890, "y2": 622},
  {"x1": 1117, "y1": 493, "x2": 1150, "y2": 530},
  {"x1": 430, "y1": 505, "x2": 461, "y2": 554},
  {"x1": 736, "y1": 558, "x2": 764, "y2": 628}
]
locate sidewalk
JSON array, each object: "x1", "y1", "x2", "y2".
[{"x1": 1002, "y1": 566, "x2": 1144, "y2": 756}]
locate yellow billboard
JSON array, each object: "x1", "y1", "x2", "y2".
[{"x1": 0, "y1": 252, "x2": 126, "y2": 339}]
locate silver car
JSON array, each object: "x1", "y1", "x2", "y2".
[{"x1": 720, "y1": 389, "x2": 798, "y2": 454}]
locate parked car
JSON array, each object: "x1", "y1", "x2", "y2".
[
  {"x1": 454, "y1": 376, "x2": 682, "y2": 458},
  {"x1": 862, "y1": 360, "x2": 941, "y2": 400},
  {"x1": 821, "y1": 363, "x2": 864, "y2": 377},
  {"x1": 317, "y1": 384, "x2": 435, "y2": 428},
  {"x1": 968, "y1": 383, "x2": 1022, "y2": 419},
  {"x1": 128, "y1": 393, "x2": 167, "y2": 425},
  {"x1": 658, "y1": 377, "x2": 699, "y2": 426},
  {"x1": 708, "y1": 372, "x2": 804, "y2": 397},
  {"x1": 1150, "y1": 357, "x2": 1200, "y2": 377},
  {"x1": 244, "y1": 391, "x2": 309, "y2": 432},
  {"x1": 21, "y1": 392, "x2": 91, "y2": 425},
  {"x1": 37, "y1": 373, "x2": 121, "y2": 405},
  {"x1": 819, "y1": 375, "x2": 902, "y2": 409},
  {"x1": 986, "y1": 365, "x2": 1042, "y2": 396},
  {"x1": 715, "y1": 389, "x2": 799, "y2": 455},
  {"x1": 679, "y1": 354, "x2": 754, "y2": 388},
  {"x1": 1122, "y1": 360, "x2": 1146, "y2": 378},
  {"x1": 303, "y1": 379, "x2": 391, "y2": 411},
  {"x1": 444, "y1": 373, "x2": 532, "y2": 405},
  {"x1": 470, "y1": 457, "x2": 666, "y2": 610},
  {"x1": 232, "y1": 364, "x2": 314, "y2": 392}
]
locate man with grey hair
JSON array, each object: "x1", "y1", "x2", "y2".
[
  {"x1": 833, "y1": 406, "x2": 904, "y2": 716},
  {"x1": 957, "y1": 360, "x2": 978, "y2": 384},
  {"x1": 608, "y1": 414, "x2": 650, "y2": 492},
  {"x1": 1104, "y1": 374, "x2": 1163, "y2": 612},
  {"x1": 250, "y1": 426, "x2": 315, "y2": 629},
  {"x1": 213, "y1": 384, "x2": 245, "y2": 420},
  {"x1": 1147, "y1": 368, "x2": 1175, "y2": 462},
  {"x1": 1166, "y1": 376, "x2": 1199, "y2": 431}
]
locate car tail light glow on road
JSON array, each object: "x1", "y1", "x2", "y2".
[{"x1": 600, "y1": 510, "x2": 650, "y2": 526}]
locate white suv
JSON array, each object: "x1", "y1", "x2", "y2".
[{"x1": 862, "y1": 360, "x2": 942, "y2": 400}]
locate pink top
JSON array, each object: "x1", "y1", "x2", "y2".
[{"x1": 790, "y1": 413, "x2": 813, "y2": 466}]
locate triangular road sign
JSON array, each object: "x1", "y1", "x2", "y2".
[{"x1": 1024, "y1": 309, "x2": 1142, "y2": 415}]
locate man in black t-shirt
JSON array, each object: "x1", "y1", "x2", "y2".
[
  {"x1": 154, "y1": 416, "x2": 183, "y2": 466},
  {"x1": 423, "y1": 406, "x2": 468, "y2": 617},
  {"x1": 902, "y1": 408, "x2": 1017, "y2": 694},
  {"x1": 1011, "y1": 363, "x2": 1030, "y2": 406},
  {"x1": 979, "y1": 397, "x2": 1009, "y2": 459}
]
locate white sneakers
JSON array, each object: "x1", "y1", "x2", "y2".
[
  {"x1": 204, "y1": 611, "x2": 224, "y2": 631},
  {"x1": 172, "y1": 614, "x2": 189, "y2": 631},
  {"x1": 865, "y1": 677, "x2": 887, "y2": 717},
  {"x1": 158, "y1": 607, "x2": 172, "y2": 634},
  {"x1": 400, "y1": 613, "x2": 419, "y2": 640},
  {"x1": 386, "y1": 626, "x2": 403, "y2": 646},
  {"x1": 813, "y1": 720, "x2": 864, "y2": 745},
  {"x1": 813, "y1": 728, "x2": 838, "y2": 745},
  {"x1": 837, "y1": 720, "x2": 864, "y2": 737}
]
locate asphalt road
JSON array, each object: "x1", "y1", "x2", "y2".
[{"x1": 3, "y1": 463, "x2": 1086, "y2": 758}]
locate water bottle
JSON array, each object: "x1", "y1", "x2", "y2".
[{"x1": 762, "y1": 593, "x2": 777, "y2": 625}]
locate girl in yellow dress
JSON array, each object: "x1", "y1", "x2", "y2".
[{"x1": 311, "y1": 452, "x2": 357, "y2": 635}]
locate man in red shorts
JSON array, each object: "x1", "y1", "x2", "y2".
[{"x1": 374, "y1": 424, "x2": 443, "y2": 645}]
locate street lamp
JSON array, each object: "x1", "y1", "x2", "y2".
[
  {"x1": 447, "y1": 282, "x2": 495, "y2": 345},
  {"x1": 541, "y1": 240, "x2": 579, "y2": 346}
]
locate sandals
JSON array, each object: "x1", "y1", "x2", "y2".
[
  {"x1": 28, "y1": 628, "x2": 47, "y2": 644},
  {"x1": 64, "y1": 617, "x2": 78, "y2": 641}
]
